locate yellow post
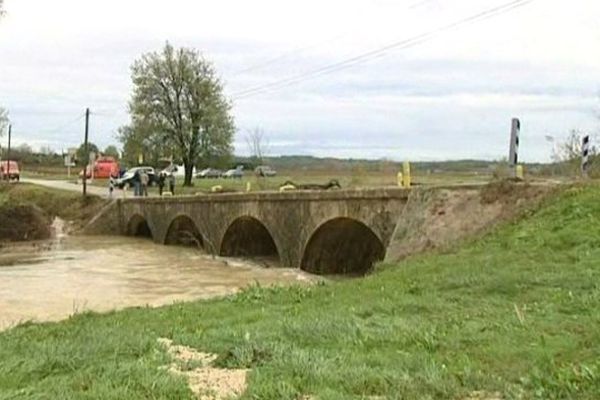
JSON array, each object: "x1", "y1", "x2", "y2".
[
  {"x1": 402, "y1": 161, "x2": 411, "y2": 188},
  {"x1": 516, "y1": 164, "x2": 524, "y2": 180},
  {"x1": 397, "y1": 172, "x2": 403, "y2": 187},
  {"x1": 246, "y1": 181, "x2": 252, "y2": 192},
  {"x1": 138, "y1": 153, "x2": 144, "y2": 165}
]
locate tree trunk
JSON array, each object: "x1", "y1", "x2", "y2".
[{"x1": 183, "y1": 160, "x2": 194, "y2": 186}]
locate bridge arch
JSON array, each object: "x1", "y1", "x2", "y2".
[
  {"x1": 126, "y1": 214, "x2": 153, "y2": 239},
  {"x1": 301, "y1": 217, "x2": 385, "y2": 275},
  {"x1": 164, "y1": 214, "x2": 204, "y2": 248},
  {"x1": 219, "y1": 216, "x2": 280, "y2": 261}
]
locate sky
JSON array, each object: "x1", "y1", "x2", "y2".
[{"x1": 0, "y1": 0, "x2": 599, "y2": 162}]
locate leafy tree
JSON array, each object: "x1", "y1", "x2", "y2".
[
  {"x1": 117, "y1": 123, "x2": 171, "y2": 168},
  {"x1": 103, "y1": 145, "x2": 120, "y2": 160},
  {"x1": 76, "y1": 142, "x2": 99, "y2": 166},
  {"x1": 127, "y1": 42, "x2": 235, "y2": 186}
]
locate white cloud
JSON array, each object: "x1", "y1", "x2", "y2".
[{"x1": 0, "y1": 0, "x2": 599, "y2": 161}]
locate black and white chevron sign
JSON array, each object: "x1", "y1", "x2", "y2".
[
  {"x1": 509, "y1": 118, "x2": 520, "y2": 167},
  {"x1": 582, "y1": 135, "x2": 590, "y2": 176}
]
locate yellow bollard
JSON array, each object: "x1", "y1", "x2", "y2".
[
  {"x1": 516, "y1": 165, "x2": 524, "y2": 180},
  {"x1": 402, "y1": 161, "x2": 411, "y2": 188},
  {"x1": 397, "y1": 172, "x2": 403, "y2": 187},
  {"x1": 246, "y1": 181, "x2": 252, "y2": 192}
]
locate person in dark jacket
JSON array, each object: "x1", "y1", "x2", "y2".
[
  {"x1": 158, "y1": 172, "x2": 166, "y2": 196},
  {"x1": 168, "y1": 173, "x2": 175, "y2": 195},
  {"x1": 132, "y1": 171, "x2": 141, "y2": 197}
]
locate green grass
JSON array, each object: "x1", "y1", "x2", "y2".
[
  {"x1": 1, "y1": 184, "x2": 600, "y2": 399},
  {"x1": 0, "y1": 183, "x2": 106, "y2": 225}
]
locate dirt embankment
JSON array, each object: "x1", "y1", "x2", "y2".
[
  {"x1": 385, "y1": 180, "x2": 559, "y2": 262},
  {"x1": 0, "y1": 184, "x2": 107, "y2": 242}
]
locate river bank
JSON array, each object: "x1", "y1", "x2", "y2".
[
  {"x1": 0, "y1": 183, "x2": 106, "y2": 241},
  {"x1": 1, "y1": 184, "x2": 599, "y2": 398}
]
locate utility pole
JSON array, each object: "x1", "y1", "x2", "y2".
[
  {"x1": 6, "y1": 124, "x2": 11, "y2": 178},
  {"x1": 82, "y1": 108, "x2": 90, "y2": 196}
]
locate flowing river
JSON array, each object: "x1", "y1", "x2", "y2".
[{"x1": 0, "y1": 220, "x2": 314, "y2": 331}]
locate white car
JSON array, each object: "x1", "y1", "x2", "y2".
[
  {"x1": 115, "y1": 167, "x2": 156, "y2": 189},
  {"x1": 161, "y1": 164, "x2": 196, "y2": 177},
  {"x1": 222, "y1": 167, "x2": 244, "y2": 179}
]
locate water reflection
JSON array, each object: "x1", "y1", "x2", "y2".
[{"x1": 0, "y1": 234, "x2": 314, "y2": 331}]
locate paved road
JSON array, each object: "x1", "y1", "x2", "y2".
[{"x1": 22, "y1": 178, "x2": 120, "y2": 198}]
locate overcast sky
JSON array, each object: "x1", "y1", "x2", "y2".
[{"x1": 0, "y1": 0, "x2": 599, "y2": 161}]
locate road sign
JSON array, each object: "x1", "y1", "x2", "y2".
[
  {"x1": 582, "y1": 135, "x2": 590, "y2": 177},
  {"x1": 509, "y1": 118, "x2": 520, "y2": 167}
]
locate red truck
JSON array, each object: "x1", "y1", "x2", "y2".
[
  {"x1": 0, "y1": 160, "x2": 20, "y2": 181},
  {"x1": 79, "y1": 156, "x2": 120, "y2": 179}
]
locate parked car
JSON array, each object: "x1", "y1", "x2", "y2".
[
  {"x1": 161, "y1": 164, "x2": 196, "y2": 177},
  {"x1": 254, "y1": 165, "x2": 277, "y2": 177},
  {"x1": 114, "y1": 166, "x2": 156, "y2": 189},
  {"x1": 196, "y1": 168, "x2": 223, "y2": 179},
  {"x1": 0, "y1": 160, "x2": 20, "y2": 181},
  {"x1": 222, "y1": 166, "x2": 244, "y2": 179}
]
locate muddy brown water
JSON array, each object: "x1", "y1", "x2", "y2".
[{"x1": 0, "y1": 220, "x2": 314, "y2": 331}]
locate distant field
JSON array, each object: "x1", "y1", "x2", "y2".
[{"x1": 23, "y1": 165, "x2": 495, "y2": 194}]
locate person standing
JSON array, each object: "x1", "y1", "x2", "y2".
[
  {"x1": 158, "y1": 172, "x2": 165, "y2": 196},
  {"x1": 168, "y1": 173, "x2": 175, "y2": 195},
  {"x1": 108, "y1": 174, "x2": 115, "y2": 199},
  {"x1": 140, "y1": 170, "x2": 149, "y2": 197},
  {"x1": 132, "y1": 170, "x2": 141, "y2": 197}
]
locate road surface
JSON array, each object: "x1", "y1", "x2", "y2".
[{"x1": 21, "y1": 178, "x2": 125, "y2": 198}]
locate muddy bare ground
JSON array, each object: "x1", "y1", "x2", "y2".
[
  {"x1": 0, "y1": 204, "x2": 51, "y2": 241},
  {"x1": 159, "y1": 338, "x2": 248, "y2": 400},
  {"x1": 386, "y1": 181, "x2": 558, "y2": 262}
]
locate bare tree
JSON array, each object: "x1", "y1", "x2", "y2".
[
  {"x1": 552, "y1": 129, "x2": 598, "y2": 176},
  {"x1": 246, "y1": 127, "x2": 269, "y2": 165},
  {"x1": 0, "y1": 1, "x2": 4, "y2": 18}
]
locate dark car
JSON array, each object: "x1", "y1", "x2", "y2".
[{"x1": 114, "y1": 167, "x2": 157, "y2": 189}]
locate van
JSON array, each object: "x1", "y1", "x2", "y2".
[
  {"x1": 79, "y1": 156, "x2": 120, "y2": 179},
  {"x1": 0, "y1": 160, "x2": 20, "y2": 181}
]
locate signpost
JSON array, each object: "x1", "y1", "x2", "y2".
[
  {"x1": 509, "y1": 118, "x2": 520, "y2": 166},
  {"x1": 509, "y1": 118, "x2": 521, "y2": 178},
  {"x1": 582, "y1": 135, "x2": 590, "y2": 178}
]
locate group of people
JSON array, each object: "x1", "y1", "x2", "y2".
[
  {"x1": 108, "y1": 170, "x2": 175, "y2": 198},
  {"x1": 157, "y1": 171, "x2": 175, "y2": 196}
]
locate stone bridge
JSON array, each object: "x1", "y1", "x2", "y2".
[{"x1": 87, "y1": 188, "x2": 410, "y2": 274}]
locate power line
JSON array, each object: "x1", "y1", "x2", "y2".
[
  {"x1": 232, "y1": 0, "x2": 534, "y2": 100},
  {"x1": 35, "y1": 113, "x2": 86, "y2": 134},
  {"x1": 228, "y1": 0, "x2": 438, "y2": 78}
]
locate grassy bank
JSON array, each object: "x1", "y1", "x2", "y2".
[
  {"x1": 1, "y1": 185, "x2": 599, "y2": 399},
  {"x1": 0, "y1": 183, "x2": 106, "y2": 223},
  {"x1": 0, "y1": 184, "x2": 107, "y2": 241}
]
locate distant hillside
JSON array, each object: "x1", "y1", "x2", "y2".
[{"x1": 233, "y1": 155, "x2": 550, "y2": 174}]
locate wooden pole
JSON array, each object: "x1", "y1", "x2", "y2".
[
  {"x1": 83, "y1": 108, "x2": 90, "y2": 196},
  {"x1": 6, "y1": 124, "x2": 11, "y2": 178}
]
